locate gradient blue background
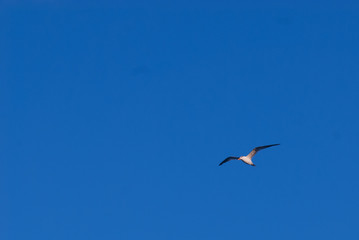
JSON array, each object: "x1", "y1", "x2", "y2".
[{"x1": 1, "y1": 1, "x2": 359, "y2": 239}]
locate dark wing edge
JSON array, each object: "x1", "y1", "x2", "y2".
[
  {"x1": 219, "y1": 156, "x2": 239, "y2": 166},
  {"x1": 254, "y1": 143, "x2": 280, "y2": 152}
]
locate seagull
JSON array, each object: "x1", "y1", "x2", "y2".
[{"x1": 219, "y1": 144, "x2": 280, "y2": 167}]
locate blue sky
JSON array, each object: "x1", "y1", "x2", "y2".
[{"x1": 1, "y1": 1, "x2": 359, "y2": 239}]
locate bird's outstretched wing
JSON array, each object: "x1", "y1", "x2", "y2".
[
  {"x1": 219, "y1": 156, "x2": 239, "y2": 166},
  {"x1": 247, "y1": 144, "x2": 280, "y2": 159}
]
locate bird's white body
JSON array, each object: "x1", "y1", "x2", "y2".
[{"x1": 239, "y1": 156, "x2": 254, "y2": 166}]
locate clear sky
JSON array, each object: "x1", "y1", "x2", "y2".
[{"x1": 1, "y1": 1, "x2": 359, "y2": 239}]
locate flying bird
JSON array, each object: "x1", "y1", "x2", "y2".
[{"x1": 219, "y1": 144, "x2": 280, "y2": 166}]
